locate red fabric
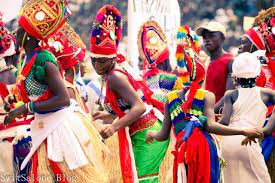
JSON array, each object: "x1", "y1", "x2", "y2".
[
  {"x1": 245, "y1": 28, "x2": 265, "y2": 50},
  {"x1": 18, "y1": 51, "x2": 39, "y2": 103},
  {"x1": 116, "y1": 54, "x2": 126, "y2": 64},
  {"x1": 173, "y1": 128, "x2": 211, "y2": 183},
  {"x1": 0, "y1": 82, "x2": 9, "y2": 100},
  {"x1": 205, "y1": 53, "x2": 233, "y2": 102},
  {"x1": 0, "y1": 117, "x2": 33, "y2": 130},
  {"x1": 104, "y1": 68, "x2": 163, "y2": 182},
  {"x1": 180, "y1": 82, "x2": 200, "y2": 113},
  {"x1": 32, "y1": 151, "x2": 38, "y2": 183}
]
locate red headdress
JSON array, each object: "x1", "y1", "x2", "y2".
[
  {"x1": 46, "y1": 23, "x2": 86, "y2": 70},
  {"x1": 244, "y1": 27, "x2": 266, "y2": 50},
  {"x1": 90, "y1": 5, "x2": 122, "y2": 58},
  {"x1": 18, "y1": 0, "x2": 67, "y2": 40},
  {"x1": 175, "y1": 25, "x2": 205, "y2": 112},
  {"x1": 137, "y1": 20, "x2": 169, "y2": 70},
  {"x1": 0, "y1": 12, "x2": 15, "y2": 59}
]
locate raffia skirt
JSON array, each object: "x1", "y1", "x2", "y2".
[{"x1": 23, "y1": 108, "x2": 109, "y2": 183}]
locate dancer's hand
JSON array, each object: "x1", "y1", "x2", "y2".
[
  {"x1": 241, "y1": 137, "x2": 258, "y2": 146},
  {"x1": 3, "y1": 95, "x2": 16, "y2": 112},
  {"x1": 4, "y1": 105, "x2": 27, "y2": 125},
  {"x1": 93, "y1": 111, "x2": 115, "y2": 124},
  {"x1": 100, "y1": 124, "x2": 115, "y2": 139},
  {"x1": 242, "y1": 128, "x2": 263, "y2": 138},
  {"x1": 146, "y1": 130, "x2": 157, "y2": 144}
]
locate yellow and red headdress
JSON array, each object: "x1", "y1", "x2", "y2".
[
  {"x1": 0, "y1": 13, "x2": 15, "y2": 59},
  {"x1": 138, "y1": 20, "x2": 169, "y2": 69},
  {"x1": 176, "y1": 25, "x2": 205, "y2": 112},
  {"x1": 45, "y1": 23, "x2": 86, "y2": 70},
  {"x1": 253, "y1": 7, "x2": 275, "y2": 57},
  {"x1": 18, "y1": 0, "x2": 67, "y2": 40},
  {"x1": 90, "y1": 5, "x2": 122, "y2": 58}
]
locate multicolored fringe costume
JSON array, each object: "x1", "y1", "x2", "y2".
[
  {"x1": 104, "y1": 69, "x2": 169, "y2": 183},
  {"x1": 138, "y1": 20, "x2": 183, "y2": 108},
  {"x1": 167, "y1": 89, "x2": 220, "y2": 183},
  {"x1": 169, "y1": 25, "x2": 221, "y2": 183}
]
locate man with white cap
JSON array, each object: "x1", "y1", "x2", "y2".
[
  {"x1": 196, "y1": 21, "x2": 234, "y2": 111},
  {"x1": 219, "y1": 52, "x2": 275, "y2": 183}
]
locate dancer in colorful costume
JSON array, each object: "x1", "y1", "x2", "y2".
[
  {"x1": 90, "y1": 5, "x2": 169, "y2": 182},
  {"x1": 138, "y1": 20, "x2": 182, "y2": 108},
  {"x1": 4, "y1": 0, "x2": 108, "y2": 182},
  {"x1": 221, "y1": 52, "x2": 274, "y2": 183},
  {"x1": 146, "y1": 25, "x2": 263, "y2": 183}
]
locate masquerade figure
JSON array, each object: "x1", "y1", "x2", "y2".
[
  {"x1": 146, "y1": 26, "x2": 262, "y2": 183},
  {"x1": 221, "y1": 52, "x2": 275, "y2": 183},
  {"x1": 138, "y1": 20, "x2": 182, "y2": 109},
  {"x1": 4, "y1": 1, "x2": 108, "y2": 182},
  {"x1": 90, "y1": 5, "x2": 169, "y2": 183}
]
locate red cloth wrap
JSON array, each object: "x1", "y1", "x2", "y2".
[{"x1": 172, "y1": 128, "x2": 211, "y2": 183}]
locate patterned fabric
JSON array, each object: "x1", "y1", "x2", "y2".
[
  {"x1": 25, "y1": 71, "x2": 48, "y2": 97},
  {"x1": 167, "y1": 89, "x2": 207, "y2": 135},
  {"x1": 146, "y1": 72, "x2": 182, "y2": 103},
  {"x1": 18, "y1": 0, "x2": 67, "y2": 40},
  {"x1": 90, "y1": 5, "x2": 122, "y2": 58}
]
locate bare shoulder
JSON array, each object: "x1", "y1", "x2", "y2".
[{"x1": 107, "y1": 70, "x2": 130, "y2": 91}]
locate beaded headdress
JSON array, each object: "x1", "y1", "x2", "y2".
[
  {"x1": 90, "y1": 5, "x2": 122, "y2": 58},
  {"x1": 18, "y1": 0, "x2": 67, "y2": 40}
]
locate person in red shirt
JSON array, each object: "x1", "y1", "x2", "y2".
[{"x1": 196, "y1": 22, "x2": 234, "y2": 110}]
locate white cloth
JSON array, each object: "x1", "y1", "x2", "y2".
[
  {"x1": 232, "y1": 52, "x2": 261, "y2": 78},
  {"x1": 21, "y1": 107, "x2": 93, "y2": 170},
  {"x1": 221, "y1": 87, "x2": 271, "y2": 183}
]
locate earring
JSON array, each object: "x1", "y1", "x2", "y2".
[{"x1": 27, "y1": 36, "x2": 30, "y2": 41}]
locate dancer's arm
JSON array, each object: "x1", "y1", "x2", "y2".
[
  {"x1": 4, "y1": 62, "x2": 70, "y2": 124},
  {"x1": 205, "y1": 91, "x2": 262, "y2": 137},
  {"x1": 146, "y1": 100, "x2": 172, "y2": 143},
  {"x1": 100, "y1": 71, "x2": 146, "y2": 139}
]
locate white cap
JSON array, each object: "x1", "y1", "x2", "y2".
[
  {"x1": 232, "y1": 52, "x2": 261, "y2": 79},
  {"x1": 196, "y1": 21, "x2": 227, "y2": 37}
]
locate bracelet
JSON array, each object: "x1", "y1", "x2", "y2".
[{"x1": 30, "y1": 102, "x2": 35, "y2": 113}]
